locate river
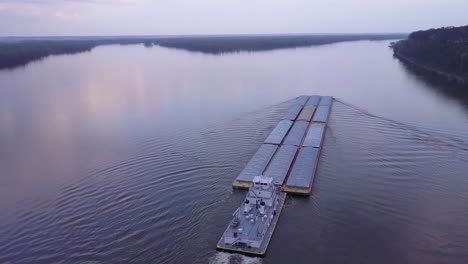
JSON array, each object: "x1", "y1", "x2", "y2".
[{"x1": 1, "y1": 40, "x2": 468, "y2": 263}]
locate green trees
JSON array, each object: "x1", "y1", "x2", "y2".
[
  {"x1": 0, "y1": 34, "x2": 407, "y2": 70},
  {"x1": 0, "y1": 41, "x2": 95, "y2": 69},
  {"x1": 394, "y1": 25, "x2": 468, "y2": 77}
]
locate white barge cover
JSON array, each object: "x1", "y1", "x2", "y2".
[
  {"x1": 312, "y1": 105, "x2": 331, "y2": 123},
  {"x1": 297, "y1": 105, "x2": 316, "y2": 121},
  {"x1": 295, "y1": 95, "x2": 310, "y2": 106},
  {"x1": 283, "y1": 104, "x2": 304, "y2": 121},
  {"x1": 319, "y1": 96, "x2": 333, "y2": 106},
  {"x1": 285, "y1": 147, "x2": 319, "y2": 189},
  {"x1": 264, "y1": 120, "x2": 293, "y2": 145},
  {"x1": 306, "y1": 95, "x2": 321, "y2": 106},
  {"x1": 235, "y1": 144, "x2": 279, "y2": 182},
  {"x1": 283, "y1": 121, "x2": 309, "y2": 146},
  {"x1": 264, "y1": 145, "x2": 298, "y2": 185},
  {"x1": 302, "y1": 123, "x2": 326, "y2": 148}
]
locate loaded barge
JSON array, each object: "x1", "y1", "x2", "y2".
[
  {"x1": 232, "y1": 95, "x2": 332, "y2": 194},
  {"x1": 217, "y1": 95, "x2": 333, "y2": 257}
]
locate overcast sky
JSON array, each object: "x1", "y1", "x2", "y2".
[{"x1": 0, "y1": 0, "x2": 467, "y2": 36}]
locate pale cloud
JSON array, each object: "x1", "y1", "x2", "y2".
[
  {"x1": 1, "y1": 3, "x2": 45, "y2": 16},
  {"x1": 0, "y1": 3, "x2": 10, "y2": 11},
  {"x1": 0, "y1": 0, "x2": 467, "y2": 36},
  {"x1": 0, "y1": 2, "x2": 80, "y2": 20},
  {"x1": 54, "y1": 10, "x2": 80, "y2": 21},
  {"x1": 0, "y1": 0, "x2": 135, "y2": 16},
  {"x1": 0, "y1": 0, "x2": 139, "y2": 5}
]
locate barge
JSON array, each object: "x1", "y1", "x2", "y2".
[
  {"x1": 232, "y1": 95, "x2": 333, "y2": 195},
  {"x1": 218, "y1": 95, "x2": 333, "y2": 257}
]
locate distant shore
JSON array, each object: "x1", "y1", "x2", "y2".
[{"x1": 0, "y1": 34, "x2": 406, "y2": 70}]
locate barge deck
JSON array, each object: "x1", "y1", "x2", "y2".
[{"x1": 232, "y1": 95, "x2": 333, "y2": 195}]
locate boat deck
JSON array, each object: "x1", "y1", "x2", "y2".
[{"x1": 216, "y1": 192, "x2": 287, "y2": 257}]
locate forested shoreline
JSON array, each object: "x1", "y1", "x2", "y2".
[
  {"x1": 393, "y1": 25, "x2": 468, "y2": 86},
  {"x1": 0, "y1": 34, "x2": 405, "y2": 70}
]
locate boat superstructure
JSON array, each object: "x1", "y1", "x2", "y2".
[{"x1": 216, "y1": 175, "x2": 286, "y2": 256}]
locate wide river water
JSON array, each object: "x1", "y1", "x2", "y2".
[{"x1": 1, "y1": 40, "x2": 468, "y2": 264}]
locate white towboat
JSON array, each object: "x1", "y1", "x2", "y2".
[{"x1": 216, "y1": 175, "x2": 286, "y2": 256}]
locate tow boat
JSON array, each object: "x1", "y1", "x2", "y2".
[{"x1": 216, "y1": 175, "x2": 286, "y2": 256}]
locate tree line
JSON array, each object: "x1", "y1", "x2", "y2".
[
  {"x1": 393, "y1": 25, "x2": 468, "y2": 77},
  {"x1": 0, "y1": 34, "x2": 407, "y2": 70}
]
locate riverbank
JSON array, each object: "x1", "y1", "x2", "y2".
[
  {"x1": 393, "y1": 49, "x2": 468, "y2": 86},
  {"x1": 0, "y1": 34, "x2": 406, "y2": 70},
  {"x1": 392, "y1": 25, "x2": 468, "y2": 86}
]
